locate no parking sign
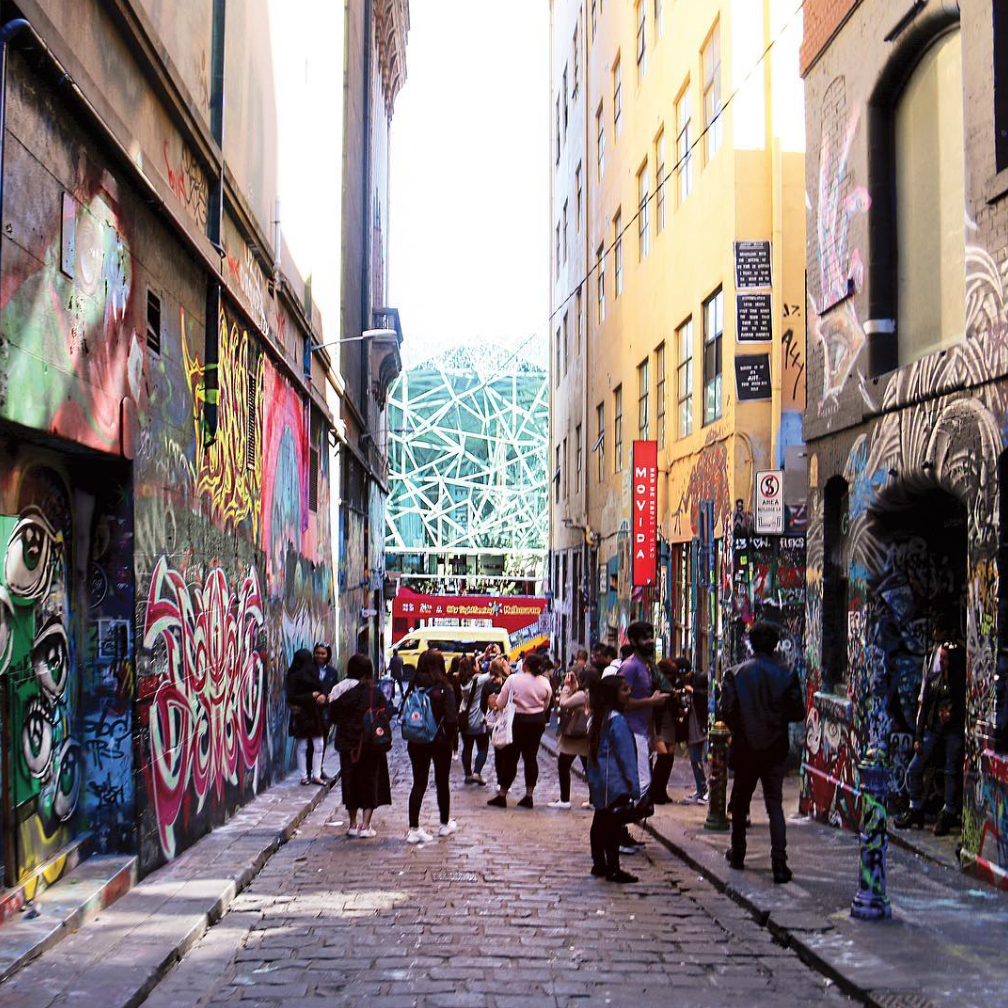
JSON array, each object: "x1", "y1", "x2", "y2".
[{"x1": 755, "y1": 469, "x2": 784, "y2": 534}]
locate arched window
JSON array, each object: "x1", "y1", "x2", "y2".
[{"x1": 894, "y1": 30, "x2": 965, "y2": 367}]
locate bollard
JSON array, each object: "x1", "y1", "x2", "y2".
[
  {"x1": 850, "y1": 750, "x2": 892, "y2": 920},
  {"x1": 703, "y1": 720, "x2": 731, "y2": 831}
]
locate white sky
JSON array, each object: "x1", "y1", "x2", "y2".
[{"x1": 388, "y1": 0, "x2": 550, "y2": 370}]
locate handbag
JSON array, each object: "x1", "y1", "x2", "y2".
[
  {"x1": 606, "y1": 791, "x2": 655, "y2": 825},
  {"x1": 559, "y1": 704, "x2": 590, "y2": 739},
  {"x1": 491, "y1": 688, "x2": 516, "y2": 749}
]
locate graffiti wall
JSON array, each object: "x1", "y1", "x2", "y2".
[
  {"x1": 0, "y1": 55, "x2": 334, "y2": 882},
  {"x1": 801, "y1": 6, "x2": 1008, "y2": 884}
]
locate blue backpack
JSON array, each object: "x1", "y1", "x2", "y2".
[{"x1": 401, "y1": 686, "x2": 439, "y2": 743}]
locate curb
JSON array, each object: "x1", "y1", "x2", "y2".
[{"x1": 538, "y1": 734, "x2": 878, "y2": 1006}]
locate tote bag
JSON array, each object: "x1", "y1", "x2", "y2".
[{"x1": 491, "y1": 688, "x2": 516, "y2": 749}]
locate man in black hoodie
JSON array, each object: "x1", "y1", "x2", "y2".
[{"x1": 720, "y1": 622, "x2": 805, "y2": 883}]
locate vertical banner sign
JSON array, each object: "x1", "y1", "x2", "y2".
[{"x1": 632, "y1": 440, "x2": 658, "y2": 587}]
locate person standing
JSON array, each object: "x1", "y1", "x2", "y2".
[
  {"x1": 895, "y1": 641, "x2": 966, "y2": 835},
  {"x1": 285, "y1": 648, "x2": 327, "y2": 785},
  {"x1": 389, "y1": 647, "x2": 405, "y2": 704},
  {"x1": 618, "y1": 621, "x2": 669, "y2": 796},
  {"x1": 328, "y1": 653, "x2": 392, "y2": 837},
  {"x1": 586, "y1": 675, "x2": 640, "y2": 883},
  {"x1": 550, "y1": 665, "x2": 595, "y2": 808},
  {"x1": 459, "y1": 657, "x2": 491, "y2": 784},
  {"x1": 486, "y1": 652, "x2": 554, "y2": 809},
  {"x1": 720, "y1": 622, "x2": 805, "y2": 883},
  {"x1": 405, "y1": 649, "x2": 460, "y2": 843},
  {"x1": 311, "y1": 643, "x2": 339, "y2": 779}
]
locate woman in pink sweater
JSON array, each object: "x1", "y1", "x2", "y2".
[{"x1": 487, "y1": 653, "x2": 555, "y2": 809}]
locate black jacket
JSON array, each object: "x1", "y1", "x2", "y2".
[
  {"x1": 329, "y1": 680, "x2": 388, "y2": 753},
  {"x1": 286, "y1": 663, "x2": 326, "y2": 739},
  {"x1": 720, "y1": 654, "x2": 804, "y2": 763},
  {"x1": 917, "y1": 669, "x2": 966, "y2": 742}
]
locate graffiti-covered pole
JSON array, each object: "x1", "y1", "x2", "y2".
[{"x1": 850, "y1": 750, "x2": 892, "y2": 920}]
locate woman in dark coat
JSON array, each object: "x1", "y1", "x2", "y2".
[
  {"x1": 286, "y1": 648, "x2": 327, "y2": 785},
  {"x1": 328, "y1": 653, "x2": 392, "y2": 838}
]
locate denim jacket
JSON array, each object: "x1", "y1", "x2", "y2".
[{"x1": 586, "y1": 711, "x2": 641, "y2": 810}]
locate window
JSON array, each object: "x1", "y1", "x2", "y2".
[
  {"x1": 591, "y1": 0, "x2": 597, "y2": 36},
  {"x1": 563, "y1": 436, "x2": 569, "y2": 498},
  {"x1": 555, "y1": 96, "x2": 561, "y2": 164},
  {"x1": 676, "y1": 84, "x2": 692, "y2": 202},
  {"x1": 997, "y1": 2, "x2": 1008, "y2": 171},
  {"x1": 555, "y1": 223, "x2": 560, "y2": 279},
  {"x1": 655, "y1": 129, "x2": 666, "y2": 232},
  {"x1": 637, "y1": 163, "x2": 650, "y2": 260},
  {"x1": 596, "y1": 244, "x2": 606, "y2": 322},
  {"x1": 656, "y1": 341, "x2": 666, "y2": 449},
  {"x1": 146, "y1": 289, "x2": 162, "y2": 354},
  {"x1": 575, "y1": 423, "x2": 583, "y2": 494},
  {"x1": 895, "y1": 30, "x2": 965, "y2": 367},
  {"x1": 309, "y1": 442, "x2": 320, "y2": 512},
  {"x1": 562, "y1": 68, "x2": 569, "y2": 133},
  {"x1": 613, "y1": 385, "x2": 623, "y2": 471},
  {"x1": 575, "y1": 286, "x2": 583, "y2": 352},
  {"x1": 596, "y1": 402, "x2": 606, "y2": 480},
  {"x1": 575, "y1": 163, "x2": 582, "y2": 230},
  {"x1": 702, "y1": 25, "x2": 722, "y2": 161},
  {"x1": 703, "y1": 289, "x2": 723, "y2": 424},
  {"x1": 677, "y1": 318, "x2": 693, "y2": 438},
  {"x1": 637, "y1": 358, "x2": 649, "y2": 440},
  {"x1": 636, "y1": 1, "x2": 647, "y2": 79},
  {"x1": 563, "y1": 311, "x2": 569, "y2": 375},
  {"x1": 613, "y1": 210, "x2": 623, "y2": 297},
  {"x1": 562, "y1": 200, "x2": 569, "y2": 264},
  {"x1": 596, "y1": 103, "x2": 606, "y2": 178},
  {"x1": 555, "y1": 444, "x2": 561, "y2": 503},
  {"x1": 555, "y1": 325, "x2": 561, "y2": 386},
  {"x1": 613, "y1": 58, "x2": 622, "y2": 137},
  {"x1": 654, "y1": 0, "x2": 663, "y2": 36},
  {"x1": 573, "y1": 22, "x2": 580, "y2": 96}
]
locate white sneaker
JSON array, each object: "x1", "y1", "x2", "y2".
[
  {"x1": 345, "y1": 826, "x2": 360, "y2": 838},
  {"x1": 405, "y1": 828, "x2": 426, "y2": 844},
  {"x1": 548, "y1": 800, "x2": 572, "y2": 809},
  {"x1": 358, "y1": 827, "x2": 377, "y2": 838},
  {"x1": 581, "y1": 801, "x2": 593, "y2": 809},
  {"x1": 438, "y1": 820, "x2": 458, "y2": 837}
]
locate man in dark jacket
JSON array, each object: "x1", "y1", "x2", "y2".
[{"x1": 720, "y1": 621, "x2": 805, "y2": 883}]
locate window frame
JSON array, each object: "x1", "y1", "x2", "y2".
[
  {"x1": 702, "y1": 23, "x2": 722, "y2": 163},
  {"x1": 613, "y1": 57, "x2": 622, "y2": 137},
  {"x1": 702, "y1": 288, "x2": 723, "y2": 425},
  {"x1": 613, "y1": 384, "x2": 623, "y2": 472},
  {"x1": 596, "y1": 243, "x2": 606, "y2": 322},
  {"x1": 655, "y1": 129, "x2": 666, "y2": 232},
  {"x1": 637, "y1": 161, "x2": 650, "y2": 260},
  {"x1": 656, "y1": 341, "x2": 666, "y2": 449},
  {"x1": 636, "y1": 0, "x2": 647, "y2": 80},
  {"x1": 676, "y1": 82, "x2": 693, "y2": 203},
  {"x1": 575, "y1": 285, "x2": 583, "y2": 352},
  {"x1": 596, "y1": 102, "x2": 606, "y2": 178},
  {"x1": 575, "y1": 423, "x2": 583, "y2": 494},
  {"x1": 637, "y1": 357, "x2": 650, "y2": 441},
  {"x1": 596, "y1": 401, "x2": 606, "y2": 481},
  {"x1": 613, "y1": 210, "x2": 623, "y2": 297},
  {"x1": 676, "y1": 317, "x2": 693, "y2": 439}
]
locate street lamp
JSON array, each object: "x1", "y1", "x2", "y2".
[{"x1": 310, "y1": 327, "x2": 398, "y2": 353}]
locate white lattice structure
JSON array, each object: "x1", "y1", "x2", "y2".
[{"x1": 386, "y1": 346, "x2": 548, "y2": 575}]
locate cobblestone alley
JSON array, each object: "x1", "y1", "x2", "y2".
[{"x1": 148, "y1": 740, "x2": 849, "y2": 1007}]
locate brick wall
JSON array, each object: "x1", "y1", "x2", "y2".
[{"x1": 800, "y1": 0, "x2": 862, "y2": 76}]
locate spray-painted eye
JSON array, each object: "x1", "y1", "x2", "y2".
[
  {"x1": 4, "y1": 508, "x2": 59, "y2": 604},
  {"x1": 52, "y1": 738, "x2": 82, "y2": 822},
  {"x1": 22, "y1": 696, "x2": 55, "y2": 780},
  {"x1": 0, "y1": 586, "x2": 13, "y2": 674},
  {"x1": 32, "y1": 616, "x2": 69, "y2": 698}
]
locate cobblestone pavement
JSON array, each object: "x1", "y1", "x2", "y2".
[{"x1": 152, "y1": 739, "x2": 850, "y2": 1008}]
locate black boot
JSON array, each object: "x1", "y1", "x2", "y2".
[
  {"x1": 772, "y1": 859, "x2": 793, "y2": 884},
  {"x1": 894, "y1": 807, "x2": 925, "y2": 829},
  {"x1": 725, "y1": 847, "x2": 745, "y2": 870},
  {"x1": 933, "y1": 810, "x2": 959, "y2": 836},
  {"x1": 650, "y1": 753, "x2": 674, "y2": 804}
]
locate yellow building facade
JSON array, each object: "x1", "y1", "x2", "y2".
[{"x1": 549, "y1": 0, "x2": 808, "y2": 676}]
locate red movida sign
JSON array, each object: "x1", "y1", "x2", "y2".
[{"x1": 632, "y1": 439, "x2": 658, "y2": 587}]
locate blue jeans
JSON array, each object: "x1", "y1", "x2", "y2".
[
  {"x1": 907, "y1": 731, "x2": 964, "y2": 812},
  {"x1": 688, "y1": 741, "x2": 707, "y2": 795}
]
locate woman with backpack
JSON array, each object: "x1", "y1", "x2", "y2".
[
  {"x1": 285, "y1": 648, "x2": 328, "y2": 786},
  {"x1": 328, "y1": 653, "x2": 392, "y2": 838},
  {"x1": 586, "y1": 674, "x2": 640, "y2": 883},
  {"x1": 486, "y1": 652, "x2": 554, "y2": 809},
  {"x1": 549, "y1": 664, "x2": 596, "y2": 809},
  {"x1": 401, "y1": 648, "x2": 459, "y2": 843},
  {"x1": 459, "y1": 657, "x2": 491, "y2": 785}
]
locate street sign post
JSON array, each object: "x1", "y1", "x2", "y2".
[{"x1": 754, "y1": 469, "x2": 784, "y2": 534}]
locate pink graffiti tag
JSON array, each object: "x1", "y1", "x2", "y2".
[{"x1": 142, "y1": 556, "x2": 265, "y2": 858}]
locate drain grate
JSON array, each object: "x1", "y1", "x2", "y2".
[
  {"x1": 431, "y1": 870, "x2": 479, "y2": 883},
  {"x1": 872, "y1": 991, "x2": 937, "y2": 1008}
]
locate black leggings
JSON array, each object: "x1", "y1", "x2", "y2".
[
  {"x1": 495, "y1": 712, "x2": 548, "y2": 792},
  {"x1": 408, "y1": 740, "x2": 452, "y2": 828},
  {"x1": 557, "y1": 752, "x2": 587, "y2": 802},
  {"x1": 461, "y1": 733, "x2": 489, "y2": 776},
  {"x1": 590, "y1": 809, "x2": 621, "y2": 872}
]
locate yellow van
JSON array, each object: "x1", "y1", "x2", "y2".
[{"x1": 390, "y1": 625, "x2": 511, "y2": 672}]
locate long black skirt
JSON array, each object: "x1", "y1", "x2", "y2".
[{"x1": 338, "y1": 747, "x2": 392, "y2": 810}]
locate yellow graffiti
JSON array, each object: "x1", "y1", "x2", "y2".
[{"x1": 182, "y1": 308, "x2": 262, "y2": 536}]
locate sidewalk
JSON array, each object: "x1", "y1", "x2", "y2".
[
  {"x1": 0, "y1": 753, "x2": 337, "y2": 1008},
  {"x1": 541, "y1": 732, "x2": 1006, "y2": 1008}
]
